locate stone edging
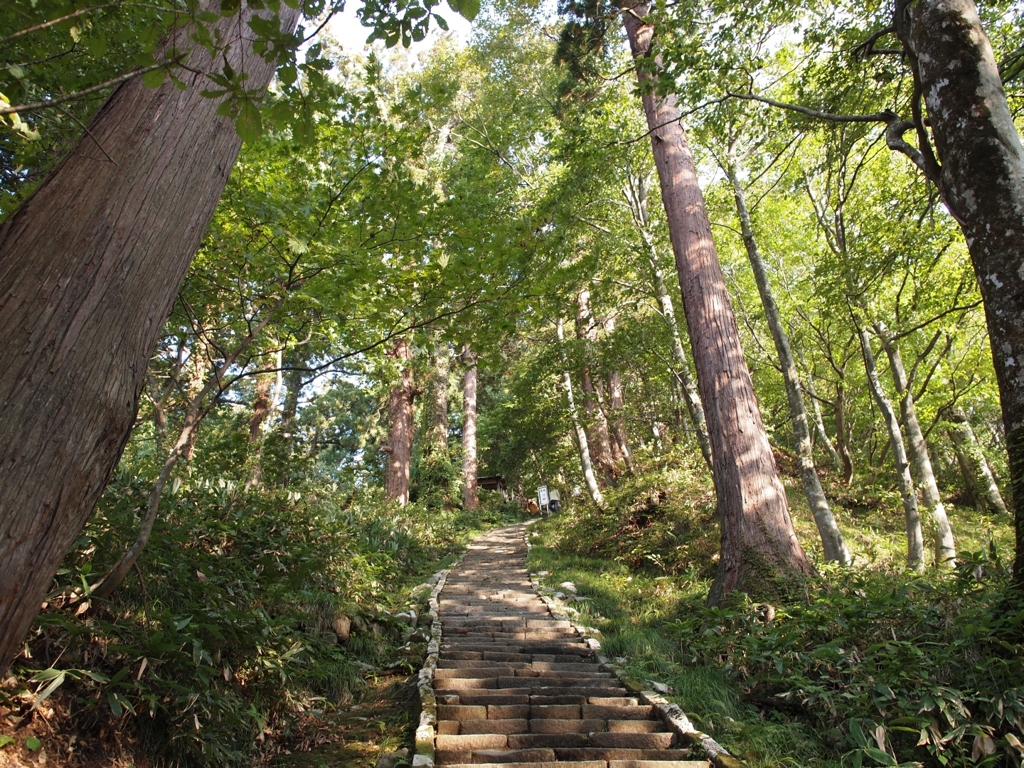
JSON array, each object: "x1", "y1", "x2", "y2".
[
  {"x1": 412, "y1": 556, "x2": 462, "y2": 768},
  {"x1": 524, "y1": 527, "x2": 746, "y2": 768}
]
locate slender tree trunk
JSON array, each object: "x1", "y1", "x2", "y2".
[
  {"x1": 384, "y1": 338, "x2": 416, "y2": 506},
  {"x1": 621, "y1": 1, "x2": 814, "y2": 603},
  {"x1": 895, "y1": 0, "x2": 1024, "y2": 583},
  {"x1": 244, "y1": 371, "x2": 275, "y2": 491},
  {"x1": 857, "y1": 324, "x2": 925, "y2": 570},
  {"x1": 875, "y1": 322, "x2": 956, "y2": 566},
  {"x1": 725, "y1": 149, "x2": 851, "y2": 565},
  {"x1": 600, "y1": 315, "x2": 633, "y2": 473},
  {"x1": 835, "y1": 377, "x2": 856, "y2": 486},
  {"x1": 0, "y1": 2, "x2": 299, "y2": 671},
  {"x1": 461, "y1": 346, "x2": 479, "y2": 511},
  {"x1": 946, "y1": 406, "x2": 1008, "y2": 516},
  {"x1": 424, "y1": 340, "x2": 450, "y2": 454},
  {"x1": 576, "y1": 290, "x2": 616, "y2": 482},
  {"x1": 798, "y1": 350, "x2": 843, "y2": 473},
  {"x1": 626, "y1": 174, "x2": 713, "y2": 469},
  {"x1": 91, "y1": 310, "x2": 276, "y2": 600},
  {"x1": 606, "y1": 368, "x2": 634, "y2": 474},
  {"x1": 557, "y1": 318, "x2": 605, "y2": 507}
]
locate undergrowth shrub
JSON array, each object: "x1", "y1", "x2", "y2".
[
  {"x1": 665, "y1": 550, "x2": 1024, "y2": 767},
  {"x1": 550, "y1": 450, "x2": 717, "y2": 575},
  {"x1": 3, "y1": 476, "x2": 494, "y2": 767},
  {"x1": 530, "y1": 454, "x2": 1024, "y2": 768}
]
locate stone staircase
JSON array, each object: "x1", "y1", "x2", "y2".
[{"x1": 432, "y1": 523, "x2": 710, "y2": 768}]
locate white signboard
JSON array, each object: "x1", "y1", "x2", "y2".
[{"x1": 537, "y1": 485, "x2": 549, "y2": 508}]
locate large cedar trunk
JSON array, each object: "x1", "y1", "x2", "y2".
[
  {"x1": 621, "y1": 1, "x2": 814, "y2": 603},
  {"x1": 895, "y1": 0, "x2": 1024, "y2": 583},
  {"x1": 384, "y1": 338, "x2": 416, "y2": 506},
  {"x1": 725, "y1": 150, "x2": 850, "y2": 565},
  {"x1": 0, "y1": 3, "x2": 300, "y2": 671},
  {"x1": 461, "y1": 347, "x2": 479, "y2": 511},
  {"x1": 625, "y1": 173, "x2": 713, "y2": 468}
]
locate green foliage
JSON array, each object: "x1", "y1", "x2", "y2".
[
  {"x1": 530, "y1": 479, "x2": 1024, "y2": 767},
  {"x1": 549, "y1": 447, "x2": 718, "y2": 575},
  {"x1": 9, "y1": 480, "x2": 481, "y2": 766}
]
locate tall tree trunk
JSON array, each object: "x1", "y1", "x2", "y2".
[
  {"x1": 875, "y1": 322, "x2": 956, "y2": 566},
  {"x1": 91, "y1": 309, "x2": 277, "y2": 600},
  {"x1": 725, "y1": 148, "x2": 851, "y2": 565},
  {"x1": 625, "y1": 173, "x2": 713, "y2": 469},
  {"x1": 384, "y1": 338, "x2": 416, "y2": 506},
  {"x1": 461, "y1": 346, "x2": 479, "y2": 511},
  {"x1": 946, "y1": 406, "x2": 1008, "y2": 516},
  {"x1": 576, "y1": 290, "x2": 616, "y2": 482},
  {"x1": 621, "y1": 1, "x2": 814, "y2": 603},
  {"x1": 894, "y1": 0, "x2": 1024, "y2": 583},
  {"x1": 0, "y1": 3, "x2": 300, "y2": 671},
  {"x1": 857, "y1": 323, "x2": 925, "y2": 570},
  {"x1": 557, "y1": 318, "x2": 605, "y2": 507}
]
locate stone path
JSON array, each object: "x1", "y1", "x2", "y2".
[{"x1": 432, "y1": 523, "x2": 709, "y2": 768}]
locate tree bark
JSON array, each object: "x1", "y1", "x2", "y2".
[
  {"x1": 834, "y1": 377, "x2": 856, "y2": 486},
  {"x1": 875, "y1": 322, "x2": 956, "y2": 566},
  {"x1": 625, "y1": 172, "x2": 713, "y2": 469},
  {"x1": 606, "y1": 368, "x2": 634, "y2": 474},
  {"x1": 857, "y1": 323, "x2": 925, "y2": 570},
  {"x1": 576, "y1": 289, "x2": 616, "y2": 482},
  {"x1": 384, "y1": 338, "x2": 416, "y2": 506},
  {"x1": 461, "y1": 346, "x2": 479, "y2": 511},
  {"x1": 557, "y1": 317, "x2": 605, "y2": 507},
  {"x1": 244, "y1": 370, "x2": 275, "y2": 491},
  {"x1": 621, "y1": 1, "x2": 814, "y2": 603},
  {"x1": 0, "y1": 2, "x2": 300, "y2": 671},
  {"x1": 946, "y1": 406, "x2": 1008, "y2": 516},
  {"x1": 798, "y1": 350, "x2": 844, "y2": 474},
  {"x1": 894, "y1": 0, "x2": 1024, "y2": 583},
  {"x1": 725, "y1": 149, "x2": 851, "y2": 565}
]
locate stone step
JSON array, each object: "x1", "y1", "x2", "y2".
[
  {"x1": 435, "y1": 669, "x2": 613, "y2": 681},
  {"x1": 582, "y1": 705, "x2": 655, "y2": 720},
  {"x1": 609, "y1": 720, "x2": 664, "y2": 733},
  {"x1": 440, "y1": 762, "x2": 605, "y2": 768},
  {"x1": 587, "y1": 733, "x2": 677, "y2": 749},
  {"x1": 558, "y1": 751, "x2": 700, "y2": 764},
  {"x1": 453, "y1": 719, "x2": 530, "y2": 735}
]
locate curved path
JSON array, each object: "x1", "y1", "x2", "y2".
[{"x1": 433, "y1": 523, "x2": 709, "y2": 768}]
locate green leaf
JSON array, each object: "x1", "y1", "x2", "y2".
[
  {"x1": 107, "y1": 691, "x2": 123, "y2": 717},
  {"x1": 278, "y1": 65, "x2": 297, "y2": 86},
  {"x1": 446, "y1": 0, "x2": 478, "y2": 20},
  {"x1": 862, "y1": 747, "x2": 896, "y2": 765},
  {"x1": 0, "y1": 735, "x2": 15, "y2": 749},
  {"x1": 142, "y1": 68, "x2": 166, "y2": 89},
  {"x1": 24, "y1": 737, "x2": 41, "y2": 752},
  {"x1": 236, "y1": 99, "x2": 263, "y2": 143}
]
